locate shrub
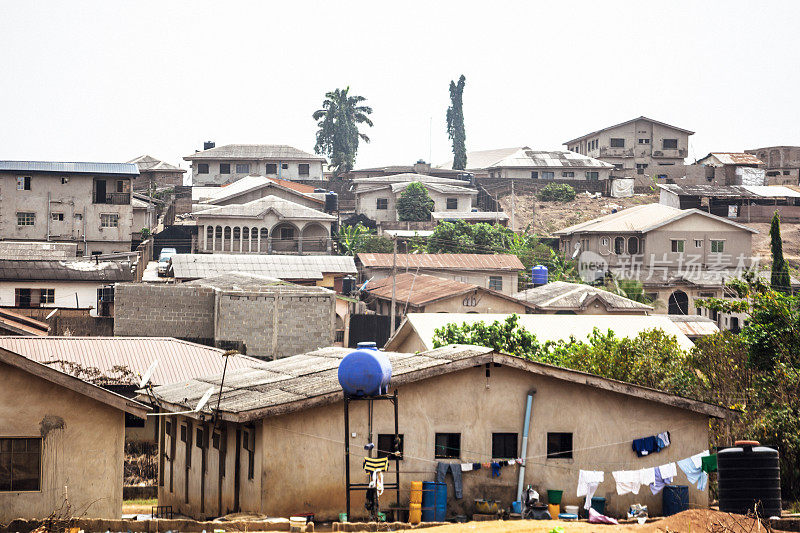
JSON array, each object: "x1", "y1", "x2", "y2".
[{"x1": 537, "y1": 183, "x2": 576, "y2": 202}]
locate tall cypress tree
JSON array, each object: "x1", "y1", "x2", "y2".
[
  {"x1": 770, "y1": 210, "x2": 791, "y2": 293},
  {"x1": 446, "y1": 75, "x2": 467, "y2": 170}
]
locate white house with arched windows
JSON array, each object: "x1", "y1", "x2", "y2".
[{"x1": 194, "y1": 195, "x2": 336, "y2": 254}]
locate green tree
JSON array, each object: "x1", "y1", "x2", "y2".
[
  {"x1": 537, "y1": 183, "x2": 576, "y2": 202},
  {"x1": 396, "y1": 182, "x2": 434, "y2": 221},
  {"x1": 335, "y1": 223, "x2": 392, "y2": 255},
  {"x1": 446, "y1": 75, "x2": 467, "y2": 170},
  {"x1": 312, "y1": 87, "x2": 373, "y2": 176},
  {"x1": 770, "y1": 211, "x2": 791, "y2": 293}
]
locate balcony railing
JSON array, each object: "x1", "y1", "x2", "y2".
[
  {"x1": 599, "y1": 147, "x2": 634, "y2": 158},
  {"x1": 93, "y1": 192, "x2": 131, "y2": 205}
]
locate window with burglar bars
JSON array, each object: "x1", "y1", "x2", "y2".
[
  {"x1": 0, "y1": 437, "x2": 41, "y2": 491},
  {"x1": 434, "y1": 433, "x2": 460, "y2": 458}
]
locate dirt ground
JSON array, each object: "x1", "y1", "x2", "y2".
[
  {"x1": 497, "y1": 192, "x2": 659, "y2": 236},
  {"x1": 747, "y1": 222, "x2": 800, "y2": 269},
  {"x1": 413, "y1": 509, "x2": 788, "y2": 532}
]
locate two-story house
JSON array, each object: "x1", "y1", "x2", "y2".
[
  {"x1": 127, "y1": 155, "x2": 186, "y2": 191},
  {"x1": 745, "y1": 146, "x2": 800, "y2": 185},
  {"x1": 0, "y1": 161, "x2": 138, "y2": 256},
  {"x1": 554, "y1": 203, "x2": 757, "y2": 315},
  {"x1": 564, "y1": 117, "x2": 694, "y2": 187},
  {"x1": 184, "y1": 142, "x2": 327, "y2": 186},
  {"x1": 353, "y1": 174, "x2": 477, "y2": 223},
  {"x1": 484, "y1": 148, "x2": 614, "y2": 181}
]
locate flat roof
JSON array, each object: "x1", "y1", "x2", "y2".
[
  {"x1": 357, "y1": 253, "x2": 524, "y2": 271},
  {"x1": 0, "y1": 160, "x2": 139, "y2": 176}
]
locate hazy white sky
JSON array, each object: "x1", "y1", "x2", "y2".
[{"x1": 1, "y1": 1, "x2": 799, "y2": 171}]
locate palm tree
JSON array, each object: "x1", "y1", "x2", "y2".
[{"x1": 312, "y1": 87, "x2": 373, "y2": 176}]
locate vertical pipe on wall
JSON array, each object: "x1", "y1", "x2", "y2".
[{"x1": 516, "y1": 389, "x2": 536, "y2": 502}]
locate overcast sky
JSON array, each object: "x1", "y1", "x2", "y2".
[{"x1": 2, "y1": 1, "x2": 799, "y2": 171}]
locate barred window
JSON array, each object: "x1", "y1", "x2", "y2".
[
  {"x1": 0, "y1": 437, "x2": 41, "y2": 491},
  {"x1": 101, "y1": 214, "x2": 119, "y2": 228},
  {"x1": 17, "y1": 212, "x2": 35, "y2": 226}
]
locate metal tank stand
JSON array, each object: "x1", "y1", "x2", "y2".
[{"x1": 343, "y1": 390, "x2": 401, "y2": 520}]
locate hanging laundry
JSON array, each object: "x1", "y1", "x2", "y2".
[
  {"x1": 576, "y1": 470, "x2": 604, "y2": 510},
  {"x1": 490, "y1": 462, "x2": 502, "y2": 478},
  {"x1": 631, "y1": 436, "x2": 660, "y2": 457},
  {"x1": 588, "y1": 507, "x2": 619, "y2": 525},
  {"x1": 516, "y1": 458, "x2": 524, "y2": 465},
  {"x1": 460, "y1": 463, "x2": 474, "y2": 472},
  {"x1": 473, "y1": 462, "x2": 482, "y2": 470},
  {"x1": 701, "y1": 453, "x2": 717, "y2": 473},
  {"x1": 639, "y1": 467, "x2": 656, "y2": 487},
  {"x1": 678, "y1": 451, "x2": 709, "y2": 491},
  {"x1": 436, "y1": 462, "x2": 463, "y2": 498},
  {"x1": 649, "y1": 464, "x2": 675, "y2": 495},
  {"x1": 363, "y1": 456, "x2": 390, "y2": 474},
  {"x1": 370, "y1": 470, "x2": 385, "y2": 496},
  {"x1": 612, "y1": 470, "x2": 642, "y2": 495},
  {"x1": 656, "y1": 431, "x2": 671, "y2": 451},
  {"x1": 506, "y1": 459, "x2": 516, "y2": 467},
  {"x1": 482, "y1": 462, "x2": 491, "y2": 469}
]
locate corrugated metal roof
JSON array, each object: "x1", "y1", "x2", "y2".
[
  {"x1": 389, "y1": 313, "x2": 695, "y2": 351},
  {"x1": 0, "y1": 241, "x2": 78, "y2": 260},
  {"x1": 0, "y1": 336, "x2": 265, "y2": 386},
  {"x1": 513, "y1": 281, "x2": 652, "y2": 311},
  {"x1": 553, "y1": 204, "x2": 758, "y2": 235},
  {"x1": 488, "y1": 149, "x2": 614, "y2": 169},
  {"x1": 184, "y1": 272, "x2": 333, "y2": 295},
  {"x1": 184, "y1": 144, "x2": 326, "y2": 162},
  {"x1": 200, "y1": 175, "x2": 322, "y2": 205},
  {"x1": 127, "y1": 155, "x2": 185, "y2": 173},
  {"x1": 667, "y1": 315, "x2": 720, "y2": 337},
  {"x1": 659, "y1": 184, "x2": 800, "y2": 199},
  {"x1": 0, "y1": 260, "x2": 133, "y2": 281},
  {"x1": 431, "y1": 211, "x2": 509, "y2": 221},
  {"x1": 365, "y1": 273, "x2": 507, "y2": 306},
  {"x1": 171, "y1": 253, "x2": 357, "y2": 280},
  {"x1": 0, "y1": 161, "x2": 139, "y2": 176},
  {"x1": 0, "y1": 309, "x2": 49, "y2": 336},
  {"x1": 700, "y1": 153, "x2": 763, "y2": 166},
  {"x1": 353, "y1": 173, "x2": 470, "y2": 186},
  {"x1": 357, "y1": 253, "x2": 524, "y2": 271},
  {"x1": 194, "y1": 195, "x2": 335, "y2": 220},
  {"x1": 436, "y1": 147, "x2": 526, "y2": 171}
]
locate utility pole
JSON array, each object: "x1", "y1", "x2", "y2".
[
  {"x1": 389, "y1": 236, "x2": 397, "y2": 335},
  {"x1": 511, "y1": 180, "x2": 516, "y2": 231}
]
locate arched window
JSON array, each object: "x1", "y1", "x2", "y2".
[
  {"x1": 223, "y1": 226, "x2": 231, "y2": 251},
  {"x1": 233, "y1": 227, "x2": 241, "y2": 251},
  {"x1": 206, "y1": 226, "x2": 213, "y2": 249},
  {"x1": 242, "y1": 227, "x2": 250, "y2": 252},
  {"x1": 627, "y1": 236, "x2": 639, "y2": 255},
  {"x1": 253, "y1": 227, "x2": 260, "y2": 252},
  {"x1": 668, "y1": 290, "x2": 689, "y2": 315},
  {"x1": 215, "y1": 226, "x2": 223, "y2": 251},
  {"x1": 614, "y1": 237, "x2": 625, "y2": 255}
]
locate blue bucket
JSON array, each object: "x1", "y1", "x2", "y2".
[{"x1": 511, "y1": 501, "x2": 522, "y2": 514}]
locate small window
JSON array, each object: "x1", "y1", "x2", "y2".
[
  {"x1": 613, "y1": 163, "x2": 623, "y2": 170},
  {"x1": 243, "y1": 428, "x2": 255, "y2": 480},
  {"x1": 299, "y1": 164, "x2": 310, "y2": 177},
  {"x1": 14, "y1": 289, "x2": 32, "y2": 307},
  {"x1": 711, "y1": 240, "x2": 724, "y2": 253},
  {"x1": 61, "y1": 177, "x2": 69, "y2": 184},
  {"x1": 600, "y1": 237, "x2": 609, "y2": 246},
  {"x1": 116, "y1": 180, "x2": 124, "y2": 193},
  {"x1": 196, "y1": 428, "x2": 205, "y2": 448},
  {"x1": 627, "y1": 236, "x2": 639, "y2": 255},
  {"x1": 16, "y1": 176, "x2": 31, "y2": 191},
  {"x1": 235, "y1": 163, "x2": 250, "y2": 174},
  {"x1": 125, "y1": 412, "x2": 145, "y2": 428},
  {"x1": 40, "y1": 289, "x2": 55, "y2": 304},
  {"x1": 636, "y1": 163, "x2": 649, "y2": 170},
  {"x1": 101, "y1": 214, "x2": 119, "y2": 228},
  {"x1": 492, "y1": 433, "x2": 518, "y2": 459},
  {"x1": 663, "y1": 139, "x2": 678, "y2": 149},
  {"x1": 562, "y1": 171, "x2": 574, "y2": 178},
  {"x1": 212, "y1": 432, "x2": 220, "y2": 450},
  {"x1": 280, "y1": 227, "x2": 295, "y2": 240},
  {"x1": 180, "y1": 424, "x2": 187, "y2": 442},
  {"x1": 51, "y1": 213, "x2": 64, "y2": 222},
  {"x1": 610, "y1": 138, "x2": 625, "y2": 148},
  {"x1": 165, "y1": 420, "x2": 172, "y2": 438},
  {"x1": 657, "y1": 174, "x2": 667, "y2": 180},
  {"x1": 530, "y1": 171, "x2": 538, "y2": 179},
  {"x1": 91, "y1": 251, "x2": 102, "y2": 256},
  {"x1": 197, "y1": 163, "x2": 209, "y2": 174},
  {"x1": 0, "y1": 437, "x2": 42, "y2": 491},
  {"x1": 434, "y1": 433, "x2": 460, "y2": 459},
  {"x1": 74, "y1": 213, "x2": 83, "y2": 221},
  {"x1": 265, "y1": 163, "x2": 277, "y2": 174},
  {"x1": 17, "y1": 212, "x2": 35, "y2": 226},
  {"x1": 542, "y1": 171, "x2": 555, "y2": 179},
  {"x1": 585, "y1": 171, "x2": 599, "y2": 180},
  {"x1": 783, "y1": 170, "x2": 790, "y2": 176},
  {"x1": 377, "y1": 434, "x2": 403, "y2": 460},
  {"x1": 488, "y1": 276, "x2": 503, "y2": 291},
  {"x1": 376, "y1": 198, "x2": 388, "y2": 210},
  {"x1": 446, "y1": 198, "x2": 458, "y2": 210},
  {"x1": 220, "y1": 163, "x2": 231, "y2": 174},
  {"x1": 671, "y1": 239, "x2": 685, "y2": 253},
  {"x1": 638, "y1": 138, "x2": 650, "y2": 144},
  {"x1": 695, "y1": 239, "x2": 703, "y2": 248},
  {"x1": 614, "y1": 236, "x2": 625, "y2": 254},
  {"x1": 546, "y1": 432, "x2": 573, "y2": 459},
  {"x1": 281, "y1": 163, "x2": 289, "y2": 170}
]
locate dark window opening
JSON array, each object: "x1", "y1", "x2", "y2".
[
  {"x1": 610, "y1": 138, "x2": 625, "y2": 148},
  {"x1": 377, "y1": 434, "x2": 404, "y2": 460},
  {"x1": 663, "y1": 139, "x2": 678, "y2": 149},
  {"x1": 376, "y1": 198, "x2": 388, "y2": 210},
  {"x1": 614, "y1": 237, "x2": 625, "y2": 255},
  {"x1": 266, "y1": 163, "x2": 277, "y2": 174},
  {"x1": 492, "y1": 433, "x2": 518, "y2": 459},
  {"x1": 125, "y1": 412, "x2": 145, "y2": 428},
  {"x1": 446, "y1": 198, "x2": 458, "y2": 210},
  {"x1": 196, "y1": 428, "x2": 205, "y2": 448},
  {"x1": 212, "y1": 432, "x2": 220, "y2": 450},
  {"x1": 243, "y1": 428, "x2": 255, "y2": 480},
  {"x1": 281, "y1": 163, "x2": 288, "y2": 170},
  {"x1": 546, "y1": 432, "x2": 573, "y2": 459},
  {"x1": 236, "y1": 163, "x2": 250, "y2": 174},
  {"x1": 220, "y1": 163, "x2": 230, "y2": 174},
  {"x1": 280, "y1": 227, "x2": 295, "y2": 240},
  {"x1": 488, "y1": 276, "x2": 503, "y2": 291},
  {"x1": 530, "y1": 171, "x2": 538, "y2": 179},
  {"x1": 299, "y1": 164, "x2": 310, "y2": 177},
  {"x1": 16, "y1": 176, "x2": 32, "y2": 191},
  {"x1": 434, "y1": 433, "x2": 461, "y2": 459},
  {"x1": 0, "y1": 437, "x2": 41, "y2": 491},
  {"x1": 198, "y1": 164, "x2": 209, "y2": 174}
]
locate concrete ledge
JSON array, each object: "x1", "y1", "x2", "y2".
[
  {"x1": 332, "y1": 522, "x2": 447, "y2": 532},
  {"x1": 1, "y1": 518, "x2": 299, "y2": 533}
]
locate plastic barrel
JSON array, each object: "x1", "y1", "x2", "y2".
[
  {"x1": 409, "y1": 503, "x2": 421, "y2": 524},
  {"x1": 663, "y1": 485, "x2": 689, "y2": 516},
  {"x1": 421, "y1": 481, "x2": 447, "y2": 522},
  {"x1": 410, "y1": 481, "x2": 423, "y2": 504},
  {"x1": 718, "y1": 444, "x2": 781, "y2": 518},
  {"x1": 548, "y1": 503, "x2": 560, "y2": 518},
  {"x1": 532, "y1": 265, "x2": 549, "y2": 286},
  {"x1": 590, "y1": 497, "x2": 606, "y2": 515},
  {"x1": 547, "y1": 489, "x2": 563, "y2": 504},
  {"x1": 511, "y1": 501, "x2": 522, "y2": 514},
  {"x1": 337, "y1": 349, "x2": 392, "y2": 396}
]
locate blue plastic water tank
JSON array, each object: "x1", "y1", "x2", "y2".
[
  {"x1": 531, "y1": 265, "x2": 549, "y2": 286},
  {"x1": 421, "y1": 481, "x2": 447, "y2": 522},
  {"x1": 337, "y1": 349, "x2": 392, "y2": 396},
  {"x1": 663, "y1": 485, "x2": 689, "y2": 516}
]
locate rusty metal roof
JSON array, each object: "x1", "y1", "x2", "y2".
[
  {"x1": 0, "y1": 309, "x2": 49, "y2": 336},
  {"x1": 513, "y1": 281, "x2": 652, "y2": 312},
  {"x1": 357, "y1": 253, "x2": 524, "y2": 271},
  {"x1": 667, "y1": 315, "x2": 720, "y2": 338},
  {"x1": 365, "y1": 272, "x2": 514, "y2": 307},
  {"x1": 699, "y1": 153, "x2": 763, "y2": 166},
  {"x1": 0, "y1": 337, "x2": 266, "y2": 386}
]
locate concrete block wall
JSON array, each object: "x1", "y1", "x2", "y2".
[
  {"x1": 216, "y1": 291, "x2": 335, "y2": 359},
  {"x1": 114, "y1": 283, "x2": 215, "y2": 341}
]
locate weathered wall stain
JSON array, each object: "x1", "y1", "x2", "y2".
[{"x1": 39, "y1": 415, "x2": 65, "y2": 437}]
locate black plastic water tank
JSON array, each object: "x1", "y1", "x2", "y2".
[
  {"x1": 325, "y1": 191, "x2": 338, "y2": 212},
  {"x1": 718, "y1": 441, "x2": 781, "y2": 518}
]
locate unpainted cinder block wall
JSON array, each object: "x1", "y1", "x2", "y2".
[
  {"x1": 113, "y1": 283, "x2": 215, "y2": 342},
  {"x1": 215, "y1": 291, "x2": 335, "y2": 359}
]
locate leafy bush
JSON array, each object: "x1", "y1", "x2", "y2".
[
  {"x1": 396, "y1": 182, "x2": 434, "y2": 221},
  {"x1": 537, "y1": 183, "x2": 576, "y2": 202}
]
